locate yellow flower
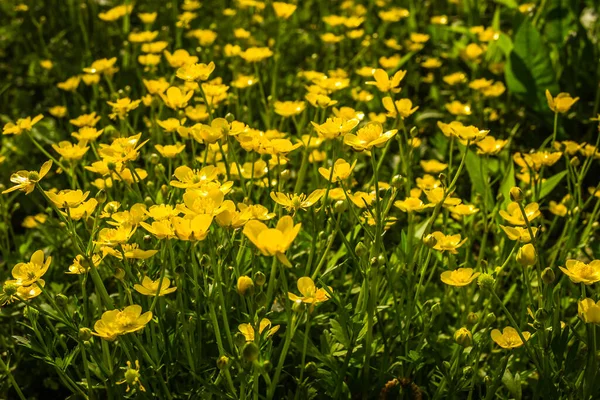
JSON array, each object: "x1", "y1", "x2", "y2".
[
  {"x1": 176, "y1": 62, "x2": 216, "y2": 82},
  {"x1": 40, "y1": 59, "x2": 53, "y2": 70},
  {"x1": 499, "y1": 202, "x2": 541, "y2": 226},
  {"x1": 172, "y1": 215, "x2": 214, "y2": 241},
  {"x1": 3, "y1": 114, "x2": 44, "y2": 135},
  {"x1": 274, "y1": 101, "x2": 306, "y2": 118},
  {"x1": 45, "y1": 189, "x2": 89, "y2": 208},
  {"x1": 134, "y1": 276, "x2": 177, "y2": 296},
  {"x1": 92, "y1": 305, "x2": 152, "y2": 341},
  {"x1": 98, "y1": 4, "x2": 133, "y2": 22},
  {"x1": 140, "y1": 220, "x2": 176, "y2": 239},
  {"x1": 545, "y1": 90, "x2": 579, "y2": 114},
  {"x1": 238, "y1": 318, "x2": 280, "y2": 342},
  {"x1": 476, "y1": 136, "x2": 508, "y2": 155},
  {"x1": 107, "y1": 97, "x2": 141, "y2": 120},
  {"x1": 382, "y1": 97, "x2": 419, "y2": 118},
  {"x1": 431, "y1": 231, "x2": 467, "y2": 254},
  {"x1": 305, "y1": 92, "x2": 338, "y2": 108},
  {"x1": 2, "y1": 160, "x2": 52, "y2": 195},
  {"x1": 272, "y1": 2, "x2": 297, "y2": 19},
  {"x1": 311, "y1": 118, "x2": 359, "y2": 140},
  {"x1": 491, "y1": 327, "x2": 531, "y2": 349},
  {"x1": 243, "y1": 215, "x2": 301, "y2": 267},
  {"x1": 155, "y1": 143, "x2": 186, "y2": 158},
  {"x1": 8, "y1": 250, "x2": 51, "y2": 287},
  {"x1": 67, "y1": 254, "x2": 102, "y2": 275},
  {"x1": 70, "y1": 112, "x2": 101, "y2": 127},
  {"x1": 270, "y1": 189, "x2": 325, "y2": 213},
  {"x1": 57, "y1": 76, "x2": 81, "y2": 92},
  {"x1": 160, "y1": 86, "x2": 194, "y2": 109},
  {"x1": 420, "y1": 159, "x2": 447, "y2": 173},
  {"x1": 443, "y1": 72, "x2": 467, "y2": 86},
  {"x1": 170, "y1": 165, "x2": 219, "y2": 189},
  {"x1": 2, "y1": 281, "x2": 45, "y2": 304},
  {"x1": 450, "y1": 204, "x2": 480, "y2": 218},
  {"x1": 72, "y1": 127, "x2": 103, "y2": 143},
  {"x1": 240, "y1": 47, "x2": 274, "y2": 63},
  {"x1": 549, "y1": 201, "x2": 568, "y2": 217},
  {"x1": 516, "y1": 243, "x2": 536, "y2": 266},
  {"x1": 513, "y1": 151, "x2": 562, "y2": 171},
  {"x1": 237, "y1": 276, "x2": 254, "y2": 296},
  {"x1": 164, "y1": 49, "x2": 199, "y2": 68},
  {"x1": 440, "y1": 268, "x2": 480, "y2": 287},
  {"x1": 578, "y1": 298, "x2": 600, "y2": 324},
  {"x1": 288, "y1": 277, "x2": 332, "y2": 304},
  {"x1": 138, "y1": 12, "x2": 157, "y2": 24},
  {"x1": 22, "y1": 213, "x2": 47, "y2": 229},
  {"x1": 559, "y1": 260, "x2": 600, "y2": 285},
  {"x1": 445, "y1": 101, "x2": 472, "y2": 116},
  {"x1": 96, "y1": 225, "x2": 135, "y2": 246},
  {"x1": 83, "y1": 57, "x2": 118, "y2": 75},
  {"x1": 344, "y1": 122, "x2": 397, "y2": 151},
  {"x1": 52, "y1": 141, "x2": 90, "y2": 161},
  {"x1": 143, "y1": 78, "x2": 170, "y2": 95},
  {"x1": 319, "y1": 159, "x2": 357, "y2": 182},
  {"x1": 500, "y1": 225, "x2": 537, "y2": 243},
  {"x1": 394, "y1": 197, "x2": 433, "y2": 212},
  {"x1": 366, "y1": 69, "x2": 406, "y2": 93},
  {"x1": 63, "y1": 199, "x2": 98, "y2": 221},
  {"x1": 49, "y1": 106, "x2": 67, "y2": 118}
]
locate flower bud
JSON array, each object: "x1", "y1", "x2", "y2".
[
  {"x1": 95, "y1": 190, "x2": 107, "y2": 205},
  {"x1": 56, "y1": 293, "x2": 69, "y2": 307},
  {"x1": 467, "y1": 312, "x2": 479, "y2": 326},
  {"x1": 237, "y1": 276, "x2": 254, "y2": 296},
  {"x1": 430, "y1": 302, "x2": 441, "y2": 317},
  {"x1": 483, "y1": 312, "x2": 496, "y2": 326},
  {"x1": 510, "y1": 187, "x2": 524, "y2": 202},
  {"x1": 292, "y1": 299, "x2": 304, "y2": 313},
  {"x1": 454, "y1": 327, "x2": 473, "y2": 347},
  {"x1": 114, "y1": 268, "x2": 126, "y2": 280},
  {"x1": 2, "y1": 283, "x2": 18, "y2": 297},
  {"x1": 149, "y1": 153, "x2": 160, "y2": 165},
  {"x1": 254, "y1": 271, "x2": 266, "y2": 286},
  {"x1": 225, "y1": 113, "x2": 235, "y2": 123},
  {"x1": 477, "y1": 273, "x2": 495, "y2": 290},
  {"x1": 334, "y1": 200, "x2": 347, "y2": 213},
  {"x1": 79, "y1": 327, "x2": 92, "y2": 341},
  {"x1": 391, "y1": 175, "x2": 404, "y2": 189},
  {"x1": 541, "y1": 267, "x2": 555, "y2": 284},
  {"x1": 304, "y1": 361, "x2": 317, "y2": 374},
  {"x1": 242, "y1": 342, "x2": 259, "y2": 362},
  {"x1": 535, "y1": 308, "x2": 549, "y2": 322},
  {"x1": 28, "y1": 171, "x2": 40, "y2": 181},
  {"x1": 423, "y1": 234, "x2": 437, "y2": 248},
  {"x1": 217, "y1": 355, "x2": 230, "y2": 370},
  {"x1": 570, "y1": 156, "x2": 581, "y2": 167},
  {"x1": 262, "y1": 360, "x2": 272, "y2": 373},
  {"x1": 355, "y1": 242, "x2": 367, "y2": 257},
  {"x1": 516, "y1": 243, "x2": 536, "y2": 266}
]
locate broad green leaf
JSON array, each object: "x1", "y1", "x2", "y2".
[
  {"x1": 539, "y1": 170, "x2": 567, "y2": 200},
  {"x1": 505, "y1": 19, "x2": 559, "y2": 112},
  {"x1": 462, "y1": 146, "x2": 493, "y2": 207},
  {"x1": 544, "y1": 0, "x2": 577, "y2": 45},
  {"x1": 498, "y1": 161, "x2": 516, "y2": 209}
]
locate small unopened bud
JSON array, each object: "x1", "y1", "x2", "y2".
[
  {"x1": 304, "y1": 361, "x2": 317, "y2": 374},
  {"x1": 95, "y1": 190, "x2": 107, "y2": 205},
  {"x1": 570, "y1": 156, "x2": 581, "y2": 167},
  {"x1": 467, "y1": 312, "x2": 479, "y2": 326},
  {"x1": 107, "y1": 161, "x2": 117, "y2": 171},
  {"x1": 56, "y1": 293, "x2": 68, "y2": 307},
  {"x1": 454, "y1": 327, "x2": 473, "y2": 347},
  {"x1": 424, "y1": 234, "x2": 437, "y2": 248},
  {"x1": 225, "y1": 113, "x2": 235, "y2": 123},
  {"x1": 3, "y1": 283, "x2": 18, "y2": 296},
  {"x1": 391, "y1": 174, "x2": 403, "y2": 189},
  {"x1": 483, "y1": 312, "x2": 496, "y2": 326},
  {"x1": 242, "y1": 342, "x2": 259, "y2": 362},
  {"x1": 516, "y1": 243, "x2": 536, "y2": 266},
  {"x1": 430, "y1": 303, "x2": 441, "y2": 317},
  {"x1": 234, "y1": 332, "x2": 247, "y2": 347},
  {"x1": 114, "y1": 268, "x2": 126, "y2": 280},
  {"x1": 477, "y1": 273, "x2": 495, "y2": 290},
  {"x1": 292, "y1": 299, "x2": 304, "y2": 313},
  {"x1": 535, "y1": 308, "x2": 549, "y2": 322},
  {"x1": 355, "y1": 242, "x2": 367, "y2": 257},
  {"x1": 254, "y1": 271, "x2": 266, "y2": 286},
  {"x1": 149, "y1": 153, "x2": 160, "y2": 165},
  {"x1": 510, "y1": 187, "x2": 524, "y2": 202},
  {"x1": 542, "y1": 267, "x2": 556, "y2": 284},
  {"x1": 79, "y1": 328, "x2": 92, "y2": 341},
  {"x1": 217, "y1": 355, "x2": 230, "y2": 370},
  {"x1": 237, "y1": 276, "x2": 255, "y2": 296}
]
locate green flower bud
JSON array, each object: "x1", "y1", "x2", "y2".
[
  {"x1": 477, "y1": 273, "x2": 495, "y2": 290},
  {"x1": 467, "y1": 312, "x2": 479, "y2": 326},
  {"x1": 254, "y1": 271, "x2": 266, "y2": 286},
  {"x1": 55, "y1": 293, "x2": 69, "y2": 307},
  {"x1": 304, "y1": 361, "x2": 317, "y2": 374},
  {"x1": 423, "y1": 234, "x2": 437, "y2": 248},
  {"x1": 79, "y1": 328, "x2": 92, "y2": 341},
  {"x1": 510, "y1": 187, "x2": 524, "y2": 202},
  {"x1": 217, "y1": 355, "x2": 230, "y2": 370},
  {"x1": 516, "y1": 243, "x2": 536, "y2": 266},
  {"x1": 355, "y1": 242, "x2": 367, "y2": 258},
  {"x1": 234, "y1": 332, "x2": 247, "y2": 348},
  {"x1": 542, "y1": 267, "x2": 555, "y2": 284},
  {"x1": 242, "y1": 342, "x2": 259, "y2": 362},
  {"x1": 454, "y1": 327, "x2": 473, "y2": 347}
]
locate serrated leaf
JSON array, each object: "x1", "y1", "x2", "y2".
[{"x1": 330, "y1": 320, "x2": 350, "y2": 348}]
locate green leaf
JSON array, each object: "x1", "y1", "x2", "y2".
[
  {"x1": 498, "y1": 161, "x2": 516, "y2": 209},
  {"x1": 544, "y1": 0, "x2": 577, "y2": 45},
  {"x1": 494, "y1": 0, "x2": 518, "y2": 8},
  {"x1": 505, "y1": 19, "x2": 559, "y2": 112},
  {"x1": 462, "y1": 146, "x2": 493, "y2": 207},
  {"x1": 539, "y1": 171, "x2": 567, "y2": 200},
  {"x1": 502, "y1": 369, "x2": 522, "y2": 400},
  {"x1": 330, "y1": 320, "x2": 350, "y2": 348}
]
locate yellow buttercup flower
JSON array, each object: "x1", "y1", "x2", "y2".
[
  {"x1": 49, "y1": 106, "x2": 67, "y2": 118},
  {"x1": 545, "y1": 90, "x2": 579, "y2": 114},
  {"x1": 272, "y1": 2, "x2": 296, "y2": 19},
  {"x1": 274, "y1": 101, "x2": 306, "y2": 118},
  {"x1": 318, "y1": 159, "x2": 357, "y2": 182},
  {"x1": 240, "y1": 47, "x2": 273, "y2": 63},
  {"x1": 270, "y1": 189, "x2": 325, "y2": 213},
  {"x1": 72, "y1": 127, "x2": 103, "y2": 143},
  {"x1": 67, "y1": 254, "x2": 102, "y2": 275},
  {"x1": 238, "y1": 318, "x2": 280, "y2": 341},
  {"x1": 155, "y1": 143, "x2": 186, "y2": 158},
  {"x1": 92, "y1": 305, "x2": 152, "y2": 341},
  {"x1": 394, "y1": 197, "x2": 433, "y2": 212},
  {"x1": 164, "y1": 49, "x2": 198, "y2": 68},
  {"x1": 134, "y1": 276, "x2": 177, "y2": 296},
  {"x1": 57, "y1": 76, "x2": 81, "y2": 92},
  {"x1": 3, "y1": 114, "x2": 44, "y2": 135},
  {"x1": 578, "y1": 298, "x2": 600, "y2": 324},
  {"x1": 45, "y1": 189, "x2": 89, "y2": 208},
  {"x1": 491, "y1": 327, "x2": 531, "y2": 349},
  {"x1": 431, "y1": 231, "x2": 467, "y2": 254},
  {"x1": 138, "y1": 12, "x2": 157, "y2": 24},
  {"x1": 22, "y1": 213, "x2": 47, "y2": 229},
  {"x1": 52, "y1": 141, "x2": 90, "y2": 161},
  {"x1": 499, "y1": 202, "x2": 541, "y2": 226},
  {"x1": 366, "y1": 69, "x2": 406, "y2": 93},
  {"x1": 288, "y1": 277, "x2": 332, "y2": 304},
  {"x1": 445, "y1": 101, "x2": 472, "y2": 116},
  {"x1": 2, "y1": 160, "x2": 52, "y2": 195},
  {"x1": 500, "y1": 225, "x2": 537, "y2": 243},
  {"x1": 63, "y1": 199, "x2": 98, "y2": 221},
  {"x1": 107, "y1": 97, "x2": 141, "y2": 120},
  {"x1": 343, "y1": 122, "x2": 397, "y2": 151},
  {"x1": 440, "y1": 268, "x2": 480, "y2": 287},
  {"x1": 70, "y1": 112, "x2": 101, "y2": 127},
  {"x1": 476, "y1": 136, "x2": 508, "y2": 155},
  {"x1": 140, "y1": 220, "x2": 176, "y2": 240},
  {"x1": 176, "y1": 62, "x2": 216, "y2": 82},
  {"x1": 243, "y1": 215, "x2": 301, "y2": 267},
  {"x1": 443, "y1": 72, "x2": 467, "y2": 86},
  {"x1": 549, "y1": 201, "x2": 568, "y2": 217},
  {"x1": 311, "y1": 117, "x2": 359, "y2": 140},
  {"x1": 305, "y1": 92, "x2": 338, "y2": 108},
  {"x1": 172, "y1": 215, "x2": 214, "y2": 241},
  {"x1": 160, "y1": 86, "x2": 194, "y2": 109},
  {"x1": 7, "y1": 250, "x2": 51, "y2": 287},
  {"x1": 382, "y1": 97, "x2": 418, "y2": 118},
  {"x1": 83, "y1": 57, "x2": 118, "y2": 75},
  {"x1": 559, "y1": 260, "x2": 600, "y2": 285}
]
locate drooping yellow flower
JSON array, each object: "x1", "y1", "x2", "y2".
[
  {"x1": 243, "y1": 215, "x2": 301, "y2": 267},
  {"x1": 431, "y1": 231, "x2": 467, "y2": 254},
  {"x1": 499, "y1": 202, "x2": 541, "y2": 226},
  {"x1": 318, "y1": 159, "x2": 357, "y2": 182},
  {"x1": 344, "y1": 122, "x2": 397, "y2": 151},
  {"x1": 366, "y1": 69, "x2": 406, "y2": 93},
  {"x1": 382, "y1": 97, "x2": 418, "y2": 118},
  {"x1": 3, "y1": 114, "x2": 44, "y2": 135},
  {"x1": 476, "y1": 136, "x2": 508, "y2": 155},
  {"x1": 2, "y1": 160, "x2": 52, "y2": 195},
  {"x1": 274, "y1": 101, "x2": 306, "y2": 117},
  {"x1": 272, "y1": 2, "x2": 297, "y2": 19},
  {"x1": 311, "y1": 117, "x2": 359, "y2": 140},
  {"x1": 288, "y1": 276, "x2": 332, "y2": 307},
  {"x1": 500, "y1": 225, "x2": 537, "y2": 243},
  {"x1": 270, "y1": 189, "x2": 325, "y2": 213},
  {"x1": 45, "y1": 189, "x2": 89, "y2": 208},
  {"x1": 491, "y1": 327, "x2": 531, "y2": 349},
  {"x1": 176, "y1": 62, "x2": 216, "y2": 82},
  {"x1": 238, "y1": 318, "x2": 280, "y2": 342},
  {"x1": 545, "y1": 90, "x2": 579, "y2": 114},
  {"x1": 440, "y1": 268, "x2": 480, "y2": 287},
  {"x1": 7, "y1": 250, "x2": 51, "y2": 287},
  {"x1": 578, "y1": 298, "x2": 600, "y2": 324},
  {"x1": 134, "y1": 276, "x2": 177, "y2": 296},
  {"x1": 92, "y1": 305, "x2": 152, "y2": 341},
  {"x1": 559, "y1": 260, "x2": 600, "y2": 285}
]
